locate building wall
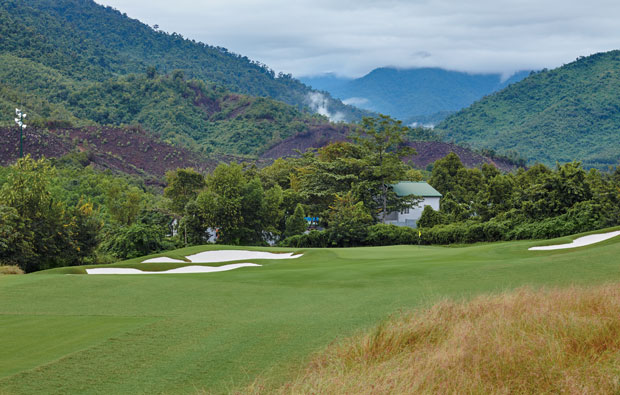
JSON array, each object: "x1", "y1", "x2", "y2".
[{"x1": 386, "y1": 197, "x2": 441, "y2": 228}]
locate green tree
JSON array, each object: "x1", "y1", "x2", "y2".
[
  {"x1": 418, "y1": 205, "x2": 442, "y2": 228},
  {"x1": 326, "y1": 192, "x2": 373, "y2": 247},
  {"x1": 181, "y1": 200, "x2": 210, "y2": 245},
  {"x1": 0, "y1": 156, "x2": 97, "y2": 271},
  {"x1": 100, "y1": 222, "x2": 166, "y2": 259},
  {"x1": 164, "y1": 168, "x2": 206, "y2": 244},
  {"x1": 352, "y1": 115, "x2": 415, "y2": 222},
  {"x1": 0, "y1": 205, "x2": 33, "y2": 267},
  {"x1": 428, "y1": 152, "x2": 465, "y2": 195},
  {"x1": 198, "y1": 163, "x2": 245, "y2": 244},
  {"x1": 284, "y1": 204, "x2": 307, "y2": 238},
  {"x1": 164, "y1": 168, "x2": 206, "y2": 214},
  {"x1": 68, "y1": 201, "x2": 103, "y2": 264},
  {"x1": 104, "y1": 180, "x2": 143, "y2": 225}
]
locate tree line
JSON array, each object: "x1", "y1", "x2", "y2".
[{"x1": 2, "y1": 115, "x2": 620, "y2": 272}]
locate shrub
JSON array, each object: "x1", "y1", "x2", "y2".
[
  {"x1": 482, "y1": 219, "x2": 510, "y2": 242},
  {"x1": 366, "y1": 224, "x2": 418, "y2": 246},
  {"x1": 279, "y1": 230, "x2": 328, "y2": 248},
  {"x1": 0, "y1": 265, "x2": 25, "y2": 275},
  {"x1": 420, "y1": 222, "x2": 469, "y2": 245},
  {"x1": 100, "y1": 223, "x2": 168, "y2": 259},
  {"x1": 418, "y1": 205, "x2": 442, "y2": 229}
]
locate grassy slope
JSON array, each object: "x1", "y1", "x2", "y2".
[
  {"x1": 274, "y1": 284, "x2": 620, "y2": 393},
  {"x1": 437, "y1": 50, "x2": 620, "y2": 168},
  {"x1": 1, "y1": 230, "x2": 620, "y2": 393}
]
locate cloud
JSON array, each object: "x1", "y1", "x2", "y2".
[
  {"x1": 342, "y1": 97, "x2": 370, "y2": 107},
  {"x1": 306, "y1": 92, "x2": 345, "y2": 122},
  {"x1": 97, "y1": 0, "x2": 620, "y2": 78}
]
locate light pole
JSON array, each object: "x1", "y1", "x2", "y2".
[{"x1": 14, "y1": 108, "x2": 27, "y2": 158}]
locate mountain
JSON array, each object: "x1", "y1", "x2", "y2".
[
  {"x1": 300, "y1": 68, "x2": 530, "y2": 124},
  {"x1": 0, "y1": 0, "x2": 366, "y2": 122},
  {"x1": 437, "y1": 50, "x2": 620, "y2": 168},
  {"x1": 0, "y1": 0, "x2": 365, "y2": 159}
]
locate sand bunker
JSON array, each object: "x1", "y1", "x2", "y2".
[
  {"x1": 529, "y1": 230, "x2": 620, "y2": 251},
  {"x1": 86, "y1": 263, "x2": 261, "y2": 275},
  {"x1": 142, "y1": 250, "x2": 302, "y2": 264},
  {"x1": 140, "y1": 257, "x2": 185, "y2": 263},
  {"x1": 86, "y1": 250, "x2": 302, "y2": 275}
]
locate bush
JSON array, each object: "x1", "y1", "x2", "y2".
[
  {"x1": 482, "y1": 220, "x2": 510, "y2": 242},
  {"x1": 420, "y1": 223, "x2": 469, "y2": 245},
  {"x1": 366, "y1": 224, "x2": 418, "y2": 246},
  {"x1": 0, "y1": 265, "x2": 25, "y2": 275},
  {"x1": 279, "y1": 230, "x2": 328, "y2": 248},
  {"x1": 418, "y1": 205, "x2": 442, "y2": 229},
  {"x1": 100, "y1": 223, "x2": 168, "y2": 259}
]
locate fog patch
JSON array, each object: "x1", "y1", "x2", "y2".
[
  {"x1": 307, "y1": 92, "x2": 345, "y2": 122},
  {"x1": 343, "y1": 97, "x2": 369, "y2": 107},
  {"x1": 410, "y1": 122, "x2": 436, "y2": 129}
]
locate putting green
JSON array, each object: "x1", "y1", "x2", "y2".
[{"x1": 1, "y1": 229, "x2": 619, "y2": 393}]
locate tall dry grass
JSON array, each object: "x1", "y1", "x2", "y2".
[
  {"x1": 0, "y1": 265, "x2": 24, "y2": 275},
  {"x1": 269, "y1": 285, "x2": 620, "y2": 394}
]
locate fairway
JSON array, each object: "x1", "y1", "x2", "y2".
[{"x1": 1, "y1": 230, "x2": 620, "y2": 393}]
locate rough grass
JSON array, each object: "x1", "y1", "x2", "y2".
[
  {"x1": 269, "y1": 284, "x2": 620, "y2": 394},
  {"x1": 0, "y1": 265, "x2": 24, "y2": 275}
]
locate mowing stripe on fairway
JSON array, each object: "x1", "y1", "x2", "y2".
[{"x1": 0, "y1": 315, "x2": 156, "y2": 379}]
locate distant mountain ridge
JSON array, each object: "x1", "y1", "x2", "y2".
[
  {"x1": 437, "y1": 50, "x2": 620, "y2": 168},
  {"x1": 301, "y1": 68, "x2": 530, "y2": 124}
]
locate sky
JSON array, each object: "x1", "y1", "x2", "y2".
[{"x1": 96, "y1": 0, "x2": 620, "y2": 78}]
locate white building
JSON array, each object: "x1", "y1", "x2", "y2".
[{"x1": 384, "y1": 181, "x2": 442, "y2": 228}]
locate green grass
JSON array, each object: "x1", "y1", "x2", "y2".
[{"x1": 1, "y1": 228, "x2": 620, "y2": 393}]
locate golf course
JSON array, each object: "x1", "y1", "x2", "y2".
[{"x1": 2, "y1": 228, "x2": 620, "y2": 394}]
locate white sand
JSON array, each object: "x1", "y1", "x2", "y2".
[
  {"x1": 86, "y1": 263, "x2": 261, "y2": 275},
  {"x1": 142, "y1": 250, "x2": 301, "y2": 264},
  {"x1": 183, "y1": 250, "x2": 302, "y2": 263},
  {"x1": 529, "y1": 230, "x2": 620, "y2": 251},
  {"x1": 141, "y1": 257, "x2": 185, "y2": 263},
  {"x1": 86, "y1": 250, "x2": 302, "y2": 275}
]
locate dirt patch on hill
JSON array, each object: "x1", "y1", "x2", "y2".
[
  {"x1": 260, "y1": 127, "x2": 518, "y2": 171},
  {"x1": 404, "y1": 141, "x2": 517, "y2": 172},
  {"x1": 261, "y1": 123, "x2": 350, "y2": 159},
  {"x1": 0, "y1": 126, "x2": 218, "y2": 183}
]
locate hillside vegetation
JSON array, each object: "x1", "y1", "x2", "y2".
[
  {"x1": 0, "y1": 0, "x2": 363, "y2": 121},
  {"x1": 0, "y1": 0, "x2": 369, "y2": 160},
  {"x1": 438, "y1": 50, "x2": 620, "y2": 168},
  {"x1": 269, "y1": 284, "x2": 620, "y2": 394},
  {"x1": 0, "y1": 54, "x2": 340, "y2": 156}
]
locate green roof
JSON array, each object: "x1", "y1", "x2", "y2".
[{"x1": 391, "y1": 182, "x2": 442, "y2": 197}]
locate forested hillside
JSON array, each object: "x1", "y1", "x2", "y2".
[
  {"x1": 302, "y1": 68, "x2": 529, "y2": 124},
  {"x1": 0, "y1": 0, "x2": 365, "y2": 122},
  {"x1": 0, "y1": 52, "x2": 347, "y2": 156},
  {"x1": 438, "y1": 51, "x2": 620, "y2": 168}
]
